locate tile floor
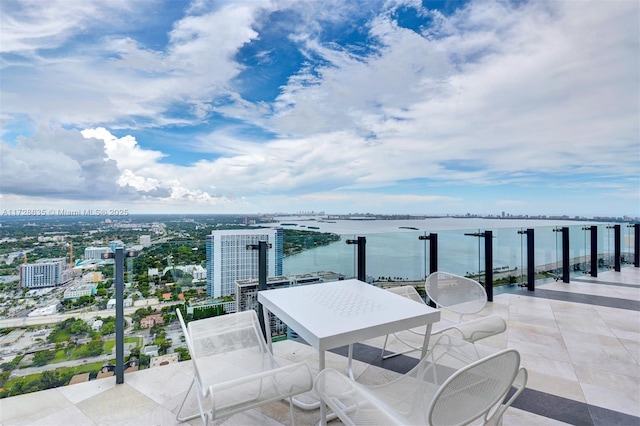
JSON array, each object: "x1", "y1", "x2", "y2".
[{"x1": 1, "y1": 267, "x2": 638, "y2": 425}]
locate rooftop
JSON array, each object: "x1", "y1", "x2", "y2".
[{"x1": 1, "y1": 268, "x2": 638, "y2": 425}]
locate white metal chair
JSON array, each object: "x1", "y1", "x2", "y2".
[
  {"x1": 382, "y1": 271, "x2": 506, "y2": 359},
  {"x1": 175, "y1": 309, "x2": 313, "y2": 425},
  {"x1": 316, "y1": 334, "x2": 527, "y2": 426}
]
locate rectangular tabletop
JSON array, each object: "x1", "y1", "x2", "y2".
[{"x1": 258, "y1": 279, "x2": 440, "y2": 353}]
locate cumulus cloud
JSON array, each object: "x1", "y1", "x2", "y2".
[
  {"x1": 0, "y1": 126, "x2": 124, "y2": 199},
  {"x1": 0, "y1": 0, "x2": 637, "y2": 215}
]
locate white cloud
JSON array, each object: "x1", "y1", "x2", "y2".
[
  {"x1": 0, "y1": 0, "x2": 134, "y2": 53},
  {"x1": 0, "y1": 0, "x2": 637, "y2": 215}
]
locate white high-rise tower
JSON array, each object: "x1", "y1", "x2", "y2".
[{"x1": 206, "y1": 228, "x2": 283, "y2": 298}]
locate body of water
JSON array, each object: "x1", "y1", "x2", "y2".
[{"x1": 258, "y1": 217, "x2": 630, "y2": 281}]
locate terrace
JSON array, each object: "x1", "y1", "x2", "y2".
[
  {"x1": 1, "y1": 266, "x2": 638, "y2": 425},
  {"x1": 1, "y1": 221, "x2": 639, "y2": 425}
]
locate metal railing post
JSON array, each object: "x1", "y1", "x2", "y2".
[
  {"x1": 346, "y1": 237, "x2": 367, "y2": 282},
  {"x1": 114, "y1": 248, "x2": 124, "y2": 384},
  {"x1": 247, "y1": 241, "x2": 271, "y2": 340},
  {"x1": 614, "y1": 225, "x2": 621, "y2": 271},
  {"x1": 526, "y1": 229, "x2": 535, "y2": 291},
  {"x1": 419, "y1": 233, "x2": 438, "y2": 275},
  {"x1": 583, "y1": 225, "x2": 598, "y2": 277},
  {"x1": 463, "y1": 231, "x2": 493, "y2": 300},
  {"x1": 484, "y1": 230, "x2": 493, "y2": 302},
  {"x1": 562, "y1": 227, "x2": 570, "y2": 283},
  {"x1": 634, "y1": 224, "x2": 640, "y2": 267},
  {"x1": 419, "y1": 233, "x2": 438, "y2": 307}
]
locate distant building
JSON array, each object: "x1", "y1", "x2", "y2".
[
  {"x1": 150, "y1": 353, "x2": 179, "y2": 367},
  {"x1": 187, "y1": 299, "x2": 236, "y2": 315},
  {"x1": 20, "y1": 259, "x2": 71, "y2": 289},
  {"x1": 63, "y1": 284, "x2": 97, "y2": 300},
  {"x1": 140, "y1": 313, "x2": 165, "y2": 329},
  {"x1": 139, "y1": 235, "x2": 151, "y2": 247},
  {"x1": 91, "y1": 319, "x2": 103, "y2": 331},
  {"x1": 161, "y1": 264, "x2": 206, "y2": 281},
  {"x1": 27, "y1": 304, "x2": 58, "y2": 317},
  {"x1": 82, "y1": 271, "x2": 103, "y2": 283},
  {"x1": 106, "y1": 298, "x2": 133, "y2": 309},
  {"x1": 236, "y1": 271, "x2": 343, "y2": 338},
  {"x1": 84, "y1": 246, "x2": 111, "y2": 260},
  {"x1": 142, "y1": 345, "x2": 159, "y2": 357},
  {"x1": 69, "y1": 373, "x2": 90, "y2": 385},
  {"x1": 108, "y1": 240, "x2": 125, "y2": 253},
  {"x1": 206, "y1": 228, "x2": 283, "y2": 298}
]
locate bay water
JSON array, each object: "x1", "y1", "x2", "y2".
[{"x1": 260, "y1": 217, "x2": 627, "y2": 281}]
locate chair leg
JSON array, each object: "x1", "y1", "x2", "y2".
[
  {"x1": 381, "y1": 332, "x2": 421, "y2": 360},
  {"x1": 485, "y1": 368, "x2": 528, "y2": 426},
  {"x1": 176, "y1": 376, "x2": 208, "y2": 425},
  {"x1": 288, "y1": 397, "x2": 296, "y2": 426}
]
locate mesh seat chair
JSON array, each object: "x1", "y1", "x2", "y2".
[
  {"x1": 382, "y1": 272, "x2": 506, "y2": 359},
  {"x1": 176, "y1": 309, "x2": 313, "y2": 425},
  {"x1": 316, "y1": 334, "x2": 527, "y2": 426}
]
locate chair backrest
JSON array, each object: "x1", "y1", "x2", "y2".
[
  {"x1": 386, "y1": 285, "x2": 426, "y2": 305},
  {"x1": 425, "y1": 271, "x2": 487, "y2": 315},
  {"x1": 176, "y1": 307, "x2": 194, "y2": 357},
  {"x1": 176, "y1": 308, "x2": 270, "y2": 379},
  {"x1": 428, "y1": 349, "x2": 520, "y2": 426}
]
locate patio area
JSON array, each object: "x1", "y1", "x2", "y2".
[{"x1": 1, "y1": 268, "x2": 638, "y2": 425}]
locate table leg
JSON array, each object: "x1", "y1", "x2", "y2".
[
  {"x1": 347, "y1": 343, "x2": 355, "y2": 380},
  {"x1": 262, "y1": 305, "x2": 272, "y2": 354},
  {"x1": 421, "y1": 324, "x2": 433, "y2": 359}
]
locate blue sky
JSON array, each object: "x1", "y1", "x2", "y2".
[{"x1": 1, "y1": 0, "x2": 638, "y2": 217}]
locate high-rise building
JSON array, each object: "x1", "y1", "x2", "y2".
[
  {"x1": 20, "y1": 259, "x2": 71, "y2": 289},
  {"x1": 206, "y1": 228, "x2": 283, "y2": 298}
]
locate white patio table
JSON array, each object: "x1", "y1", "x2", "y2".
[{"x1": 258, "y1": 278, "x2": 440, "y2": 425}]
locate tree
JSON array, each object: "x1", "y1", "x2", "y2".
[
  {"x1": 84, "y1": 339, "x2": 104, "y2": 357},
  {"x1": 39, "y1": 370, "x2": 67, "y2": 389},
  {"x1": 174, "y1": 347, "x2": 190, "y2": 361},
  {"x1": 158, "y1": 339, "x2": 172, "y2": 355},
  {"x1": 32, "y1": 350, "x2": 55, "y2": 367},
  {"x1": 101, "y1": 321, "x2": 115, "y2": 335},
  {"x1": 70, "y1": 319, "x2": 89, "y2": 335}
]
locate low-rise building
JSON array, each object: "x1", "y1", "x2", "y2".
[
  {"x1": 140, "y1": 313, "x2": 164, "y2": 329},
  {"x1": 27, "y1": 304, "x2": 58, "y2": 317},
  {"x1": 91, "y1": 319, "x2": 103, "y2": 331},
  {"x1": 142, "y1": 345, "x2": 159, "y2": 357},
  {"x1": 150, "y1": 353, "x2": 179, "y2": 367},
  {"x1": 82, "y1": 272, "x2": 103, "y2": 283},
  {"x1": 64, "y1": 284, "x2": 97, "y2": 300},
  {"x1": 235, "y1": 271, "x2": 343, "y2": 338},
  {"x1": 106, "y1": 298, "x2": 133, "y2": 309}
]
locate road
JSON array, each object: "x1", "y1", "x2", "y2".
[
  {"x1": 11, "y1": 353, "x2": 114, "y2": 377},
  {"x1": 0, "y1": 300, "x2": 183, "y2": 328}
]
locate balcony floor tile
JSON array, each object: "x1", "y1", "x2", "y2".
[{"x1": 1, "y1": 268, "x2": 638, "y2": 426}]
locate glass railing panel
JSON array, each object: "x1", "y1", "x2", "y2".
[
  {"x1": 362, "y1": 231, "x2": 426, "y2": 282},
  {"x1": 535, "y1": 226, "x2": 564, "y2": 282},
  {"x1": 492, "y1": 227, "x2": 527, "y2": 287},
  {"x1": 623, "y1": 224, "x2": 636, "y2": 266},
  {"x1": 437, "y1": 228, "x2": 487, "y2": 281},
  {"x1": 284, "y1": 231, "x2": 427, "y2": 283},
  {"x1": 283, "y1": 233, "x2": 355, "y2": 278}
]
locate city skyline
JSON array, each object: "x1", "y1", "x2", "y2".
[{"x1": 1, "y1": 0, "x2": 638, "y2": 217}]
